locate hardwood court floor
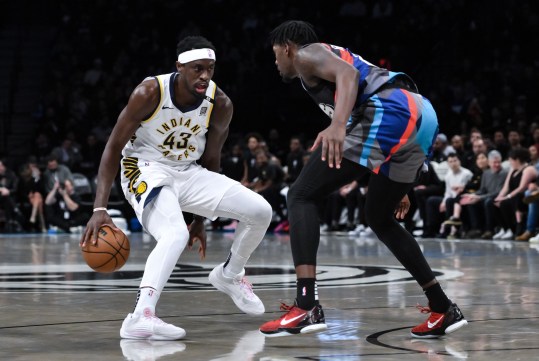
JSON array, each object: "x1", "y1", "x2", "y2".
[{"x1": 0, "y1": 230, "x2": 538, "y2": 360}]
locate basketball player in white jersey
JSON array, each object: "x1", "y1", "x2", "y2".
[{"x1": 80, "y1": 36, "x2": 272, "y2": 340}]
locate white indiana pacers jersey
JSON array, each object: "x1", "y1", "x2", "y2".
[{"x1": 122, "y1": 72, "x2": 217, "y2": 169}]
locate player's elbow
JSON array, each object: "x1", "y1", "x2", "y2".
[
  {"x1": 338, "y1": 67, "x2": 359, "y2": 88},
  {"x1": 349, "y1": 67, "x2": 359, "y2": 84}
]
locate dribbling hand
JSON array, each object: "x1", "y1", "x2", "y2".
[{"x1": 80, "y1": 211, "x2": 119, "y2": 247}]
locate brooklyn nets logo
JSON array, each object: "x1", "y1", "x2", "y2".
[{"x1": 0, "y1": 263, "x2": 462, "y2": 293}]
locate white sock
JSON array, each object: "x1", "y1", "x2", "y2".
[
  {"x1": 133, "y1": 287, "x2": 160, "y2": 315},
  {"x1": 223, "y1": 252, "x2": 249, "y2": 278}
]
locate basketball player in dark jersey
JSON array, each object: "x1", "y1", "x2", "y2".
[{"x1": 259, "y1": 20, "x2": 467, "y2": 339}]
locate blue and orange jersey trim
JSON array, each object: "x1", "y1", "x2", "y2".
[{"x1": 321, "y1": 43, "x2": 355, "y2": 66}]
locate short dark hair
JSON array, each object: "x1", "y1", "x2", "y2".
[
  {"x1": 245, "y1": 132, "x2": 263, "y2": 143},
  {"x1": 269, "y1": 20, "x2": 318, "y2": 46},
  {"x1": 176, "y1": 36, "x2": 216, "y2": 57},
  {"x1": 447, "y1": 152, "x2": 459, "y2": 159},
  {"x1": 47, "y1": 153, "x2": 58, "y2": 162},
  {"x1": 508, "y1": 147, "x2": 530, "y2": 162}
]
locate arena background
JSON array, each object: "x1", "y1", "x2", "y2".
[{"x1": 1, "y1": 0, "x2": 537, "y2": 166}]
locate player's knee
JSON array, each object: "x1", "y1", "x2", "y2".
[
  {"x1": 252, "y1": 195, "x2": 273, "y2": 227},
  {"x1": 364, "y1": 205, "x2": 386, "y2": 233},
  {"x1": 156, "y1": 226, "x2": 189, "y2": 248},
  {"x1": 241, "y1": 191, "x2": 272, "y2": 227},
  {"x1": 286, "y1": 183, "x2": 304, "y2": 209}
]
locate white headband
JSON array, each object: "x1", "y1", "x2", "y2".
[{"x1": 177, "y1": 48, "x2": 216, "y2": 63}]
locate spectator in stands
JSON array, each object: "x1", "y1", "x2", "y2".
[
  {"x1": 258, "y1": 140, "x2": 282, "y2": 166},
  {"x1": 532, "y1": 128, "x2": 539, "y2": 151},
  {"x1": 516, "y1": 182, "x2": 539, "y2": 241},
  {"x1": 523, "y1": 122, "x2": 538, "y2": 150},
  {"x1": 450, "y1": 135, "x2": 466, "y2": 163},
  {"x1": 442, "y1": 152, "x2": 489, "y2": 238},
  {"x1": 51, "y1": 137, "x2": 83, "y2": 171},
  {"x1": 324, "y1": 180, "x2": 359, "y2": 232},
  {"x1": 221, "y1": 144, "x2": 245, "y2": 182},
  {"x1": 16, "y1": 161, "x2": 47, "y2": 232},
  {"x1": 463, "y1": 138, "x2": 488, "y2": 170},
  {"x1": 516, "y1": 148, "x2": 539, "y2": 241},
  {"x1": 459, "y1": 150, "x2": 507, "y2": 239},
  {"x1": 285, "y1": 136, "x2": 305, "y2": 185},
  {"x1": 241, "y1": 132, "x2": 263, "y2": 187},
  {"x1": 0, "y1": 158, "x2": 20, "y2": 232},
  {"x1": 529, "y1": 145, "x2": 539, "y2": 171},
  {"x1": 490, "y1": 148, "x2": 537, "y2": 240},
  {"x1": 423, "y1": 154, "x2": 473, "y2": 238},
  {"x1": 465, "y1": 129, "x2": 483, "y2": 152},
  {"x1": 493, "y1": 130, "x2": 510, "y2": 160},
  {"x1": 250, "y1": 150, "x2": 286, "y2": 231},
  {"x1": 44, "y1": 179, "x2": 87, "y2": 233},
  {"x1": 345, "y1": 174, "x2": 371, "y2": 237},
  {"x1": 411, "y1": 161, "x2": 445, "y2": 237},
  {"x1": 507, "y1": 130, "x2": 523, "y2": 152},
  {"x1": 431, "y1": 133, "x2": 450, "y2": 162},
  {"x1": 3, "y1": 1, "x2": 537, "y2": 243},
  {"x1": 43, "y1": 153, "x2": 74, "y2": 193}
]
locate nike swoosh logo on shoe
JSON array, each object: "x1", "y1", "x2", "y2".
[
  {"x1": 427, "y1": 315, "x2": 444, "y2": 328},
  {"x1": 280, "y1": 314, "x2": 305, "y2": 326}
]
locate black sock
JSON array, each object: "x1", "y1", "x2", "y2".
[
  {"x1": 223, "y1": 252, "x2": 232, "y2": 269},
  {"x1": 133, "y1": 289, "x2": 141, "y2": 312},
  {"x1": 296, "y1": 278, "x2": 317, "y2": 310},
  {"x1": 132, "y1": 286, "x2": 157, "y2": 312},
  {"x1": 424, "y1": 283, "x2": 451, "y2": 313}
]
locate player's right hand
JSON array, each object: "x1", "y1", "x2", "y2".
[
  {"x1": 80, "y1": 210, "x2": 117, "y2": 247},
  {"x1": 188, "y1": 218, "x2": 207, "y2": 260},
  {"x1": 311, "y1": 124, "x2": 346, "y2": 169}
]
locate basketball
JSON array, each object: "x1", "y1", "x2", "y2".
[{"x1": 81, "y1": 225, "x2": 130, "y2": 273}]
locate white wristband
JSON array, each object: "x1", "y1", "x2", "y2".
[{"x1": 93, "y1": 207, "x2": 107, "y2": 213}]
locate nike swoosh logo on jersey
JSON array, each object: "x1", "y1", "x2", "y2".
[
  {"x1": 280, "y1": 313, "x2": 306, "y2": 326},
  {"x1": 427, "y1": 315, "x2": 444, "y2": 328},
  {"x1": 162, "y1": 106, "x2": 175, "y2": 109}
]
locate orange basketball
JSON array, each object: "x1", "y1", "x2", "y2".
[{"x1": 81, "y1": 225, "x2": 130, "y2": 273}]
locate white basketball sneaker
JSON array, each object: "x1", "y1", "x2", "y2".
[
  {"x1": 208, "y1": 263, "x2": 265, "y2": 315},
  {"x1": 120, "y1": 308, "x2": 186, "y2": 340}
]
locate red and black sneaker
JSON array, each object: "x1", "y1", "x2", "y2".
[
  {"x1": 411, "y1": 303, "x2": 468, "y2": 338},
  {"x1": 259, "y1": 301, "x2": 327, "y2": 337}
]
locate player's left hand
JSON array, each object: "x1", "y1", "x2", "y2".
[
  {"x1": 188, "y1": 218, "x2": 207, "y2": 260},
  {"x1": 311, "y1": 124, "x2": 346, "y2": 169},
  {"x1": 395, "y1": 194, "x2": 410, "y2": 220}
]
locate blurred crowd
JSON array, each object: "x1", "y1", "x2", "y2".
[
  {"x1": 1, "y1": 0, "x2": 538, "y2": 241},
  {"x1": 4, "y1": 127, "x2": 539, "y2": 243}
]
